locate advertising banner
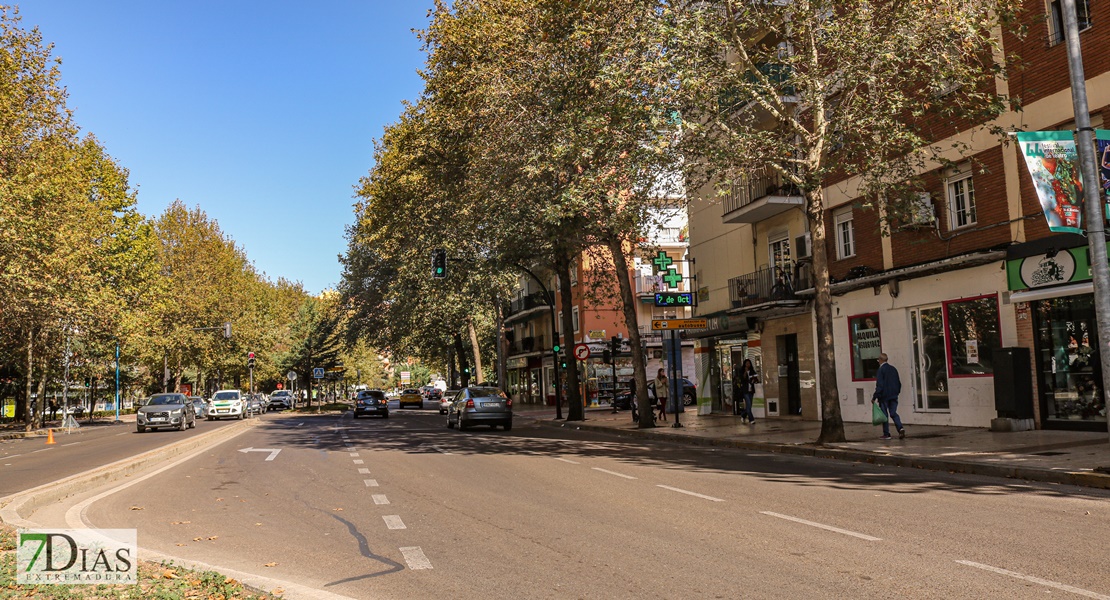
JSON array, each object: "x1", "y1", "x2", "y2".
[
  {"x1": 1094, "y1": 130, "x2": 1110, "y2": 221},
  {"x1": 1016, "y1": 131, "x2": 1083, "y2": 234}
]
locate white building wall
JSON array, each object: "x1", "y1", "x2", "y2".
[{"x1": 831, "y1": 262, "x2": 1015, "y2": 428}]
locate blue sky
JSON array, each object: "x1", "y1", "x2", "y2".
[{"x1": 15, "y1": 1, "x2": 434, "y2": 295}]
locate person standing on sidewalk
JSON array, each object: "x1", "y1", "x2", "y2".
[
  {"x1": 654, "y1": 368, "x2": 668, "y2": 422},
  {"x1": 872, "y1": 353, "x2": 905, "y2": 440},
  {"x1": 739, "y1": 359, "x2": 758, "y2": 425}
]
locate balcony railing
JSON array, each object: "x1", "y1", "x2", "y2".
[
  {"x1": 509, "y1": 334, "x2": 546, "y2": 355},
  {"x1": 722, "y1": 167, "x2": 802, "y2": 215},
  {"x1": 728, "y1": 261, "x2": 811, "y2": 309},
  {"x1": 508, "y1": 291, "x2": 551, "y2": 316},
  {"x1": 635, "y1": 274, "x2": 688, "y2": 295}
]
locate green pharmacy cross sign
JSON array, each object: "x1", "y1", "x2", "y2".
[
  {"x1": 652, "y1": 250, "x2": 683, "y2": 290},
  {"x1": 652, "y1": 251, "x2": 674, "y2": 272},
  {"x1": 662, "y1": 268, "x2": 683, "y2": 288}
]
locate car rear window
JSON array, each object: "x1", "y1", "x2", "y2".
[
  {"x1": 360, "y1": 391, "x2": 386, "y2": 400},
  {"x1": 468, "y1": 387, "x2": 505, "y2": 399}
]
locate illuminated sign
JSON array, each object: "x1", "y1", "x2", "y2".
[{"x1": 654, "y1": 292, "x2": 694, "y2": 307}]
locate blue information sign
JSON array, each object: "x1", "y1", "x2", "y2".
[
  {"x1": 313, "y1": 367, "x2": 325, "y2": 379},
  {"x1": 654, "y1": 292, "x2": 695, "y2": 307}
]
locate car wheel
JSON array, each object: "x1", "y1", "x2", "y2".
[
  {"x1": 503, "y1": 421, "x2": 512, "y2": 431},
  {"x1": 457, "y1": 417, "x2": 468, "y2": 431},
  {"x1": 446, "y1": 414, "x2": 455, "y2": 429},
  {"x1": 683, "y1": 393, "x2": 695, "y2": 407},
  {"x1": 179, "y1": 418, "x2": 187, "y2": 432},
  {"x1": 189, "y1": 416, "x2": 196, "y2": 429},
  {"x1": 136, "y1": 425, "x2": 145, "y2": 433}
]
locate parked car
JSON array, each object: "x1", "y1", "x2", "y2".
[
  {"x1": 268, "y1": 390, "x2": 293, "y2": 411},
  {"x1": 246, "y1": 394, "x2": 266, "y2": 416},
  {"x1": 440, "y1": 389, "x2": 459, "y2": 414},
  {"x1": 354, "y1": 389, "x2": 389, "y2": 419},
  {"x1": 136, "y1": 393, "x2": 196, "y2": 433},
  {"x1": 399, "y1": 388, "x2": 423, "y2": 409},
  {"x1": 208, "y1": 389, "x2": 245, "y2": 420},
  {"x1": 189, "y1": 396, "x2": 208, "y2": 419},
  {"x1": 612, "y1": 377, "x2": 697, "y2": 409},
  {"x1": 447, "y1": 386, "x2": 513, "y2": 431}
]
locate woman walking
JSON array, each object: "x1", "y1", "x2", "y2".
[
  {"x1": 739, "y1": 359, "x2": 758, "y2": 424},
  {"x1": 654, "y1": 368, "x2": 668, "y2": 422}
]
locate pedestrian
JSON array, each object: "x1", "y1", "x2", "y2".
[
  {"x1": 654, "y1": 368, "x2": 668, "y2": 422},
  {"x1": 48, "y1": 399, "x2": 58, "y2": 421},
  {"x1": 739, "y1": 359, "x2": 758, "y2": 424},
  {"x1": 872, "y1": 353, "x2": 905, "y2": 440},
  {"x1": 627, "y1": 378, "x2": 639, "y2": 421}
]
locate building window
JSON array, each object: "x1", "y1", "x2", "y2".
[
  {"x1": 557, "y1": 311, "x2": 563, "y2": 334},
  {"x1": 943, "y1": 294, "x2": 1001, "y2": 378},
  {"x1": 572, "y1": 306, "x2": 580, "y2": 333},
  {"x1": 848, "y1": 313, "x2": 882, "y2": 380},
  {"x1": 571, "y1": 266, "x2": 578, "y2": 286},
  {"x1": 769, "y1": 235, "x2": 791, "y2": 270},
  {"x1": 835, "y1": 209, "x2": 855, "y2": 259},
  {"x1": 1049, "y1": 0, "x2": 1091, "y2": 46},
  {"x1": 947, "y1": 173, "x2": 976, "y2": 229}
]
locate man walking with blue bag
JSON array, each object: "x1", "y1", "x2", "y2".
[{"x1": 872, "y1": 353, "x2": 905, "y2": 440}]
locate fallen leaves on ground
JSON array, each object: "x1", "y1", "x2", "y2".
[
  {"x1": 162, "y1": 570, "x2": 178, "y2": 579},
  {"x1": 332, "y1": 508, "x2": 343, "y2": 511},
  {"x1": 264, "y1": 562, "x2": 278, "y2": 567},
  {"x1": 170, "y1": 520, "x2": 191, "y2": 525},
  {"x1": 129, "y1": 506, "x2": 144, "y2": 511}
]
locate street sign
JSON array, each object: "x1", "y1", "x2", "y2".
[
  {"x1": 312, "y1": 367, "x2": 325, "y2": 379},
  {"x1": 654, "y1": 292, "x2": 695, "y2": 307},
  {"x1": 573, "y1": 343, "x2": 591, "y2": 360},
  {"x1": 652, "y1": 318, "x2": 708, "y2": 330},
  {"x1": 587, "y1": 329, "x2": 606, "y2": 340},
  {"x1": 287, "y1": 370, "x2": 297, "y2": 381}
]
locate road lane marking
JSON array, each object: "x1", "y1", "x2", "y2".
[
  {"x1": 364, "y1": 479, "x2": 379, "y2": 487},
  {"x1": 372, "y1": 495, "x2": 389, "y2": 505},
  {"x1": 349, "y1": 453, "x2": 360, "y2": 457},
  {"x1": 30, "y1": 448, "x2": 53, "y2": 453},
  {"x1": 431, "y1": 446, "x2": 452, "y2": 455},
  {"x1": 238, "y1": 447, "x2": 281, "y2": 461},
  {"x1": 592, "y1": 467, "x2": 637, "y2": 480},
  {"x1": 358, "y1": 468, "x2": 370, "y2": 474},
  {"x1": 657, "y1": 485, "x2": 724, "y2": 502},
  {"x1": 760, "y1": 511, "x2": 881, "y2": 541},
  {"x1": 383, "y1": 515, "x2": 406, "y2": 530},
  {"x1": 353, "y1": 459, "x2": 365, "y2": 465},
  {"x1": 554, "y1": 457, "x2": 580, "y2": 464},
  {"x1": 956, "y1": 561, "x2": 1110, "y2": 599},
  {"x1": 399, "y1": 546, "x2": 432, "y2": 570},
  {"x1": 61, "y1": 442, "x2": 81, "y2": 447}
]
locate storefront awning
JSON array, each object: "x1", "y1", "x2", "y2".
[{"x1": 1009, "y1": 281, "x2": 1093, "y2": 303}]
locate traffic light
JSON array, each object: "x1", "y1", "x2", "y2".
[
  {"x1": 610, "y1": 335, "x2": 621, "y2": 356},
  {"x1": 552, "y1": 333, "x2": 561, "y2": 354},
  {"x1": 247, "y1": 351, "x2": 256, "y2": 370},
  {"x1": 432, "y1": 249, "x2": 447, "y2": 278},
  {"x1": 602, "y1": 350, "x2": 611, "y2": 363},
  {"x1": 560, "y1": 358, "x2": 568, "y2": 369},
  {"x1": 462, "y1": 366, "x2": 470, "y2": 375}
]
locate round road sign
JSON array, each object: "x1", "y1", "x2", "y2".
[
  {"x1": 287, "y1": 370, "x2": 298, "y2": 381},
  {"x1": 573, "y1": 343, "x2": 591, "y2": 360}
]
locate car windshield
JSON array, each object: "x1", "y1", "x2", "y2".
[
  {"x1": 213, "y1": 392, "x2": 239, "y2": 401},
  {"x1": 272, "y1": 391, "x2": 290, "y2": 397},
  {"x1": 149, "y1": 395, "x2": 185, "y2": 406},
  {"x1": 360, "y1": 391, "x2": 385, "y2": 400},
  {"x1": 468, "y1": 387, "x2": 505, "y2": 399}
]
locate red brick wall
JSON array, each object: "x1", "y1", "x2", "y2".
[
  {"x1": 1005, "y1": 1, "x2": 1110, "y2": 107},
  {"x1": 825, "y1": 203, "x2": 885, "y2": 282}
]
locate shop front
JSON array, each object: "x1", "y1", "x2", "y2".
[
  {"x1": 687, "y1": 312, "x2": 756, "y2": 415},
  {"x1": 1008, "y1": 237, "x2": 1107, "y2": 431}
]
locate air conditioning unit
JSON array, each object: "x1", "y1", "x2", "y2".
[
  {"x1": 907, "y1": 193, "x2": 937, "y2": 228},
  {"x1": 795, "y1": 232, "x2": 812, "y2": 260}
]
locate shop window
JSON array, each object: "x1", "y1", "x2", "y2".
[
  {"x1": 848, "y1": 313, "x2": 882, "y2": 380},
  {"x1": 943, "y1": 295, "x2": 1001, "y2": 378}
]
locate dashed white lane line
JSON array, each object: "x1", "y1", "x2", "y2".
[
  {"x1": 554, "y1": 457, "x2": 580, "y2": 464},
  {"x1": 61, "y1": 442, "x2": 81, "y2": 447},
  {"x1": 364, "y1": 479, "x2": 379, "y2": 487},
  {"x1": 383, "y1": 515, "x2": 406, "y2": 530},
  {"x1": 592, "y1": 467, "x2": 637, "y2": 480},
  {"x1": 761, "y1": 511, "x2": 881, "y2": 542},
  {"x1": 399, "y1": 546, "x2": 433, "y2": 570},
  {"x1": 431, "y1": 446, "x2": 452, "y2": 455},
  {"x1": 657, "y1": 485, "x2": 724, "y2": 502},
  {"x1": 372, "y1": 495, "x2": 390, "y2": 505},
  {"x1": 956, "y1": 560, "x2": 1110, "y2": 599},
  {"x1": 30, "y1": 448, "x2": 53, "y2": 453},
  {"x1": 353, "y1": 459, "x2": 364, "y2": 465},
  {"x1": 358, "y1": 468, "x2": 371, "y2": 474},
  {"x1": 349, "y1": 453, "x2": 360, "y2": 457}
]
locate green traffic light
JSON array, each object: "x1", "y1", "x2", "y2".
[{"x1": 553, "y1": 345, "x2": 561, "y2": 353}]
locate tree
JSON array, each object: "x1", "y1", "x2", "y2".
[
  {"x1": 670, "y1": 0, "x2": 1018, "y2": 442},
  {"x1": 279, "y1": 296, "x2": 344, "y2": 408}
]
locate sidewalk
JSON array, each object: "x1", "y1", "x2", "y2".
[
  {"x1": 515, "y1": 404, "x2": 1110, "y2": 490},
  {"x1": 0, "y1": 413, "x2": 135, "y2": 441}
]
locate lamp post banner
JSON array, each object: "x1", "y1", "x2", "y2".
[{"x1": 1017, "y1": 130, "x2": 1084, "y2": 234}]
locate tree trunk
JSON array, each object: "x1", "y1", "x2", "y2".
[
  {"x1": 454, "y1": 333, "x2": 471, "y2": 388},
  {"x1": 607, "y1": 235, "x2": 654, "y2": 428},
  {"x1": 36, "y1": 353, "x2": 48, "y2": 430},
  {"x1": 559, "y1": 256, "x2": 584, "y2": 421},
  {"x1": 808, "y1": 190, "x2": 846, "y2": 443},
  {"x1": 466, "y1": 316, "x2": 484, "y2": 383},
  {"x1": 172, "y1": 352, "x2": 183, "y2": 393},
  {"x1": 24, "y1": 328, "x2": 35, "y2": 431},
  {"x1": 494, "y1": 300, "x2": 507, "y2": 390}
]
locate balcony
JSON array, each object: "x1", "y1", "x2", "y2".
[
  {"x1": 510, "y1": 334, "x2": 546, "y2": 356},
  {"x1": 721, "y1": 167, "x2": 804, "y2": 224},
  {"x1": 728, "y1": 261, "x2": 811, "y2": 311},
  {"x1": 635, "y1": 274, "x2": 689, "y2": 296},
  {"x1": 507, "y1": 291, "x2": 552, "y2": 319}
]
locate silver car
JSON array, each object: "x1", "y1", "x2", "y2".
[
  {"x1": 447, "y1": 386, "x2": 512, "y2": 431},
  {"x1": 189, "y1": 396, "x2": 208, "y2": 419},
  {"x1": 136, "y1": 393, "x2": 197, "y2": 433}
]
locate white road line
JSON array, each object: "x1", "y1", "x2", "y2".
[
  {"x1": 364, "y1": 479, "x2": 379, "y2": 487},
  {"x1": 956, "y1": 561, "x2": 1110, "y2": 599},
  {"x1": 358, "y1": 468, "x2": 370, "y2": 474},
  {"x1": 353, "y1": 459, "x2": 364, "y2": 465},
  {"x1": 383, "y1": 515, "x2": 406, "y2": 530},
  {"x1": 760, "y1": 511, "x2": 881, "y2": 542},
  {"x1": 432, "y1": 446, "x2": 452, "y2": 455},
  {"x1": 399, "y1": 546, "x2": 433, "y2": 570},
  {"x1": 372, "y1": 495, "x2": 389, "y2": 505},
  {"x1": 657, "y1": 485, "x2": 724, "y2": 502},
  {"x1": 349, "y1": 452, "x2": 360, "y2": 457},
  {"x1": 61, "y1": 442, "x2": 81, "y2": 447},
  {"x1": 592, "y1": 467, "x2": 637, "y2": 480},
  {"x1": 554, "y1": 457, "x2": 580, "y2": 464},
  {"x1": 30, "y1": 448, "x2": 53, "y2": 453},
  {"x1": 116, "y1": 432, "x2": 130, "y2": 436}
]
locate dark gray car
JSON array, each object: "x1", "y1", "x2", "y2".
[
  {"x1": 447, "y1": 386, "x2": 512, "y2": 431},
  {"x1": 136, "y1": 393, "x2": 196, "y2": 433}
]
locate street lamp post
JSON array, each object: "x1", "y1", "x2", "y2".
[{"x1": 114, "y1": 341, "x2": 120, "y2": 423}]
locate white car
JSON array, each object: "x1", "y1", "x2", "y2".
[
  {"x1": 440, "y1": 389, "x2": 459, "y2": 415},
  {"x1": 208, "y1": 389, "x2": 245, "y2": 420}
]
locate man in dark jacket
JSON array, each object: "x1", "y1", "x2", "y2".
[{"x1": 872, "y1": 353, "x2": 905, "y2": 440}]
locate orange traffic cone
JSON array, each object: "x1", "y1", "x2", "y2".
[{"x1": 45, "y1": 428, "x2": 56, "y2": 445}]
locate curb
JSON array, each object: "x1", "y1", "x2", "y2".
[
  {"x1": 523, "y1": 415, "x2": 1110, "y2": 491},
  {"x1": 0, "y1": 418, "x2": 260, "y2": 525}
]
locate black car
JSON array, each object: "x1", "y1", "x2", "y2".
[
  {"x1": 354, "y1": 390, "x2": 389, "y2": 419},
  {"x1": 613, "y1": 377, "x2": 697, "y2": 409}
]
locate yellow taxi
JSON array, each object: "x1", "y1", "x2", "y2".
[{"x1": 399, "y1": 388, "x2": 423, "y2": 409}]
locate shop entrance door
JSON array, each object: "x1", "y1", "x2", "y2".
[
  {"x1": 911, "y1": 306, "x2": 950, "y2": 411},
  {"x1": 777, "y1": 334, "x2": 801, "y2": 415}
]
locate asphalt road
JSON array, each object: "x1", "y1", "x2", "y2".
[
  {"x1": 81, "y1": 408, "x2": 1110, "y2": 600},
  {"x1": 0, "y1": 416, "x2": 241, "y2": 497}
]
